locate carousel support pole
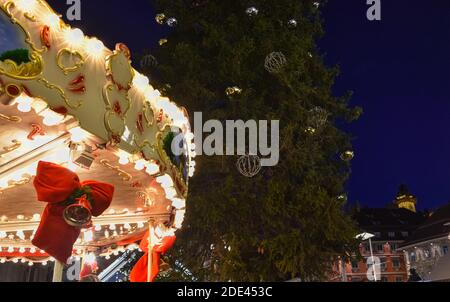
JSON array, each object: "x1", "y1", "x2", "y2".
[
  {"x1": 147, "y1": 220, "x2": 155, "y2": 283},
  {"x1": 52, "y1": 260, "x2": 64, "y2": 282}
]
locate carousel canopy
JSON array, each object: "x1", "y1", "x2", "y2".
[{"x1": 0, "y1": 0, "x2": 194, "y2": 265}]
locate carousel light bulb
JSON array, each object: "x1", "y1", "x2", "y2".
[
  {"x1": 15, "y1": 95, "x2": 33, "y2": 113},
  {"x1": 8, "y1": 246, "x2": 14, "y2": 253},
  {"x1": 0, "y1": 258, "x2": 5, "y2": 264},
  {"x1": 69, "y1": 127, "x2": 87, "y2": 143},
  {"x1": 109, "y1": 224, "x2": 116, "y2": 231},
  {"x1": 17, "y1": 215, "x2": 25, "y2": 220},
  {"x1": 43, "y1": 12, "x2": 60, "y2": 29},
  {"x1": 164, "y1": 187, "x2": 177, "y2": 199},
  {"x1": 30, "y1": 247, "x2": 36, "y2": 254},
  {"x1": 134, "y1": 159, "x2": 146, "y2": 171},
  {"x1": 12, "y1": 259, "x2": 18, "y2": 263},
  {"x1": 83, "y1": 230, "x2": 93, "y2": 242},
  {"x1": 40, "y1": 250, "x2": 46, "y2": 254},
  {"x1": 94, "y1": 225, "x2": 102, "y2": 231},
  {"x1": 145, "y1": 162, "x2": 160, "y2": 175},
  {"x1": 64, "y1": 28, "x2": 85, "y2": 47},
  {"x1": 0, "y1": 231, "x2": 6, "y2": 239},
  {"x1": 15, "y1": 0, "x2": 36, "y2": 13},
  {"x1": 84, "y1": 253, "x2": 96, "y2": 265},
  {"x1": 156, "y1": 174, "x2": 173, "y2": 188},
  {"x1": 42, "y1": 261, "x2": 47, "y2": 266},
  {"x1": 132, "y1": 73, "x2": 150, "y2": 93},
  {"x1": 42, "y1": 109, "x2": 64, "y2": 126},
  {"x1": 113, "y1": 250, "x2": 119, "y2": 256},
  {"x1": 16, "y1": 231, "x2": 25, "y2": 240},
  {"x1": 137, "y1": 222, "x2": 144, "y2": 228},
  {"x1": 32, "y1": 213, "x2": 41, "y2": 221},
  {"x1": 19, "y1": 247, "x2": 26, "y2": 253},
  {"x1": 28, "y1": 262, "x2": 34, "y2": 266},
  {"x1": 105, "y1": 255, "x2": 110, "y2": 260},
  {"x1": 171, "y1": 198, "x2": 186, "y2": 210},
  {"x1": 124, "y1": 223, "x2": 131, "y2": 230},
  {"x1": 118, "y1": 151, "x2": 130, "y2": 165},
  {"x1": 0, "y1": 179, "x2": 9, "y2": 189},
  {"x1": 20, "y1": 258, "x2": 26, "y2": 263},
  {"x1": 86, "y1": 38, "x2": 105, "y2": 58}
]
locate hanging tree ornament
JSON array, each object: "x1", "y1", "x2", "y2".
[
  {"x1": 306, "y1": 106, "x2": 329, "y2": 134},
  {"x1": 245, "y1": 7, "x2": 259, "y2": 17},
  {"x1": 225, "y1": 86, "x2": 242, "y2": 96},
  {"x1": 155, "y1": 13, "x2": 166, "y2": 25},
  {"x1": 287, "y1": 19, "x2": 298, "y2": 29},
  {"x1": 166, "y1": 17, "x2": 178, "y2": 28},
  {"x1": 159, "y1": 39, "x2": 168, "y2": 46},
  {"x1": 340, "y1": 150, "x2": 355, "y2": 162},
  {"x1": 236, "y1": 155, "x2": 262, "y2": 178},
  {"x1": 264, "y1": 52, "x2": 287, "y2": 74}
]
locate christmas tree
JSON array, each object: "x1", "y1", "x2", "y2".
[{"x1": 144, "y1": 0, "x2": 362, "y2": 281}]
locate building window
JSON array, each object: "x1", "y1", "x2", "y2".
[
  {"x1": 376, "y1": 244, "x2": 384, "y2": 253},
  {"x1": 411, "y1": 252, "x2": 416, "y2": 262},
  {"x1": 392, "y1": 257, "x2": 400, "y2": 268},
  {"x1": 381, "y1": 277, "x2": 388, "y2": 282},
  {"x1": 396, "y1": 277, "x2": 403, "y2": 282},
  {"x1": 365, "y1": 243, "x2": 371, "y2": 253},
  {"x1": 351, "y1": 260, "x2": 359, "y2": 271},
  {"x1": 401, "y1": 231, "x2": 409, "y2": 237},
  {"x1": 380, "y1": 257, "x2": 387, "y2": 271},
  {"x1": 388, "y1": 232, "x2": 395, "y2": 238},
  {"x1": 424, "y1": 249, "x2": 431, "y2": 258},
  {"x1": 443, "y1": 246, "x2": 449, "y2": 255},
  {"x1": 374, "y1": 232, "x2": 381, "y2": 238},
  {"x1": 391, "y1": 243, "x2": 398, "y2": 251}
]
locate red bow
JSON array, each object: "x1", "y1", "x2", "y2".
[
  {"x1": 32, "y1": 161, "x2": 114, "y2": 263},
  {"x1": 130, "y1": 232, "x2": 176, "y2": 282}
]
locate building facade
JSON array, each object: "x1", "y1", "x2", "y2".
[
  {"x1": 331, "y1": 186, "x2": 426, "y2": 282},
  {"x1": 400, "y1": 202, "x2": 450, "y2": 281}
]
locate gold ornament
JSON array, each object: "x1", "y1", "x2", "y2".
[
  {"x1": 340, "y1": 151, "x2": 354, "y2": 162},
  {"x1": 155, "y1": 13, "x2": 166, "y2": 25},
  {"x1": 159, "y1": 39, "x2": 168, "y2": 46},
  {"x1": 225, "y1": 86, "x2": 242, "y2": 96}
]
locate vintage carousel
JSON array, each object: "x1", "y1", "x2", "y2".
[{"x1": 0, "y1": 0, "x2": 195, "y2": 282}]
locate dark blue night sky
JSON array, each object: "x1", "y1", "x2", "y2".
[{"x1": 47, "y1": 0, "x2": 450, "y2": 210}]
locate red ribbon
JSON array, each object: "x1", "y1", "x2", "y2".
[
  {"x1": 130, "y1": 232, "x2": 176, "y2": 282},
  {"x1": 32, "y1": 161, "x2": 114, "y2": 263}
]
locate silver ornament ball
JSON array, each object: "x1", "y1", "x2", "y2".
[
  {"x1": 167, "y1": 17, "x2": 178, "y2": 27},
  {"x1": 246, "y1": 7, "x2": 259, "y2": 17}
]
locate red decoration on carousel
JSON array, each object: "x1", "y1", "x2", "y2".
[
  {"x1": 40, "y1": 25, "x2": 51, "y2": 49},
  {"x1": 130, "y1": 231, "x2": 176, "y2": 282},
  {"x1": 68, "y1": 75, "x2": 86, "y2": 94},
  {"x1": 32, "y1": 161, "x2": 114, "y2": 263},
  {"x1": 136, "y1": 113, "x2": 144, "y2": 134},
  {"x1": 27, "y1": 123, "x2": 45, "y2": 140}
]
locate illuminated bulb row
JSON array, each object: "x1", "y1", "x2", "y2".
[{"x1": 0, "y1": 246, "x2": 45, "y2": 254}]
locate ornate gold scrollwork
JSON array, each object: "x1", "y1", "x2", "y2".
[
  {"x1": 143, "y1": 102, "x2": 154, "y2": 127},
  {"x1": 0, "y1": 113, "x2": 22, "y2": 123},
  {"x1": 0, "y1": 139, "x2": 22, "y2": 157},
  {"x1": 36, "y1": 78, "x2": 82, "y2": 109},
  {"x1": 2, "y1": 2, "x2": 47, "y2": 53},
  {"x1": 99, "y1": 159, "x2": 132, "y2": 182},
  {"x1": 0, "y1": 2, "x2": 45, "y2": 79},
  {"x1": 56, "y1": 48, "x2": 85, "y2": 75}
]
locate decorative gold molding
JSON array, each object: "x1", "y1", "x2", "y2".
[
  {"x1": 0, "y1": 113, "x2": 22, "y2": 123},
  {"x1": 2, "y1": 2, "x2": 47, "y2": 53},
  {"x1": 143, "y1": 102, "x2": 154, "y2": 127},
  {"x1": 0, "y1": 3, "x2": 45, "y2": 80},
  {"x1": 56, "y1": 48, "x2": 85, "y2": 75},
  {"x1": 0, "y1": 140, "x2": 22, "y2": 157},
  {"x1": 36, "y1": 78, "x2": 82, "y2": 109},
  {"x1": 99, "y1": 159, "x2": 132, "y2": 182},
  {"x1": 0, "y1": 175, "x2": 32, "y2": 194}
]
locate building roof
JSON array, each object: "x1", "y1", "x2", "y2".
[
  {"x1": 400, "y1": 202, "x2": 450, "y2": 248},
  {"x1": 353, "y1": 208, "x2": 426, "y2": 241}
]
